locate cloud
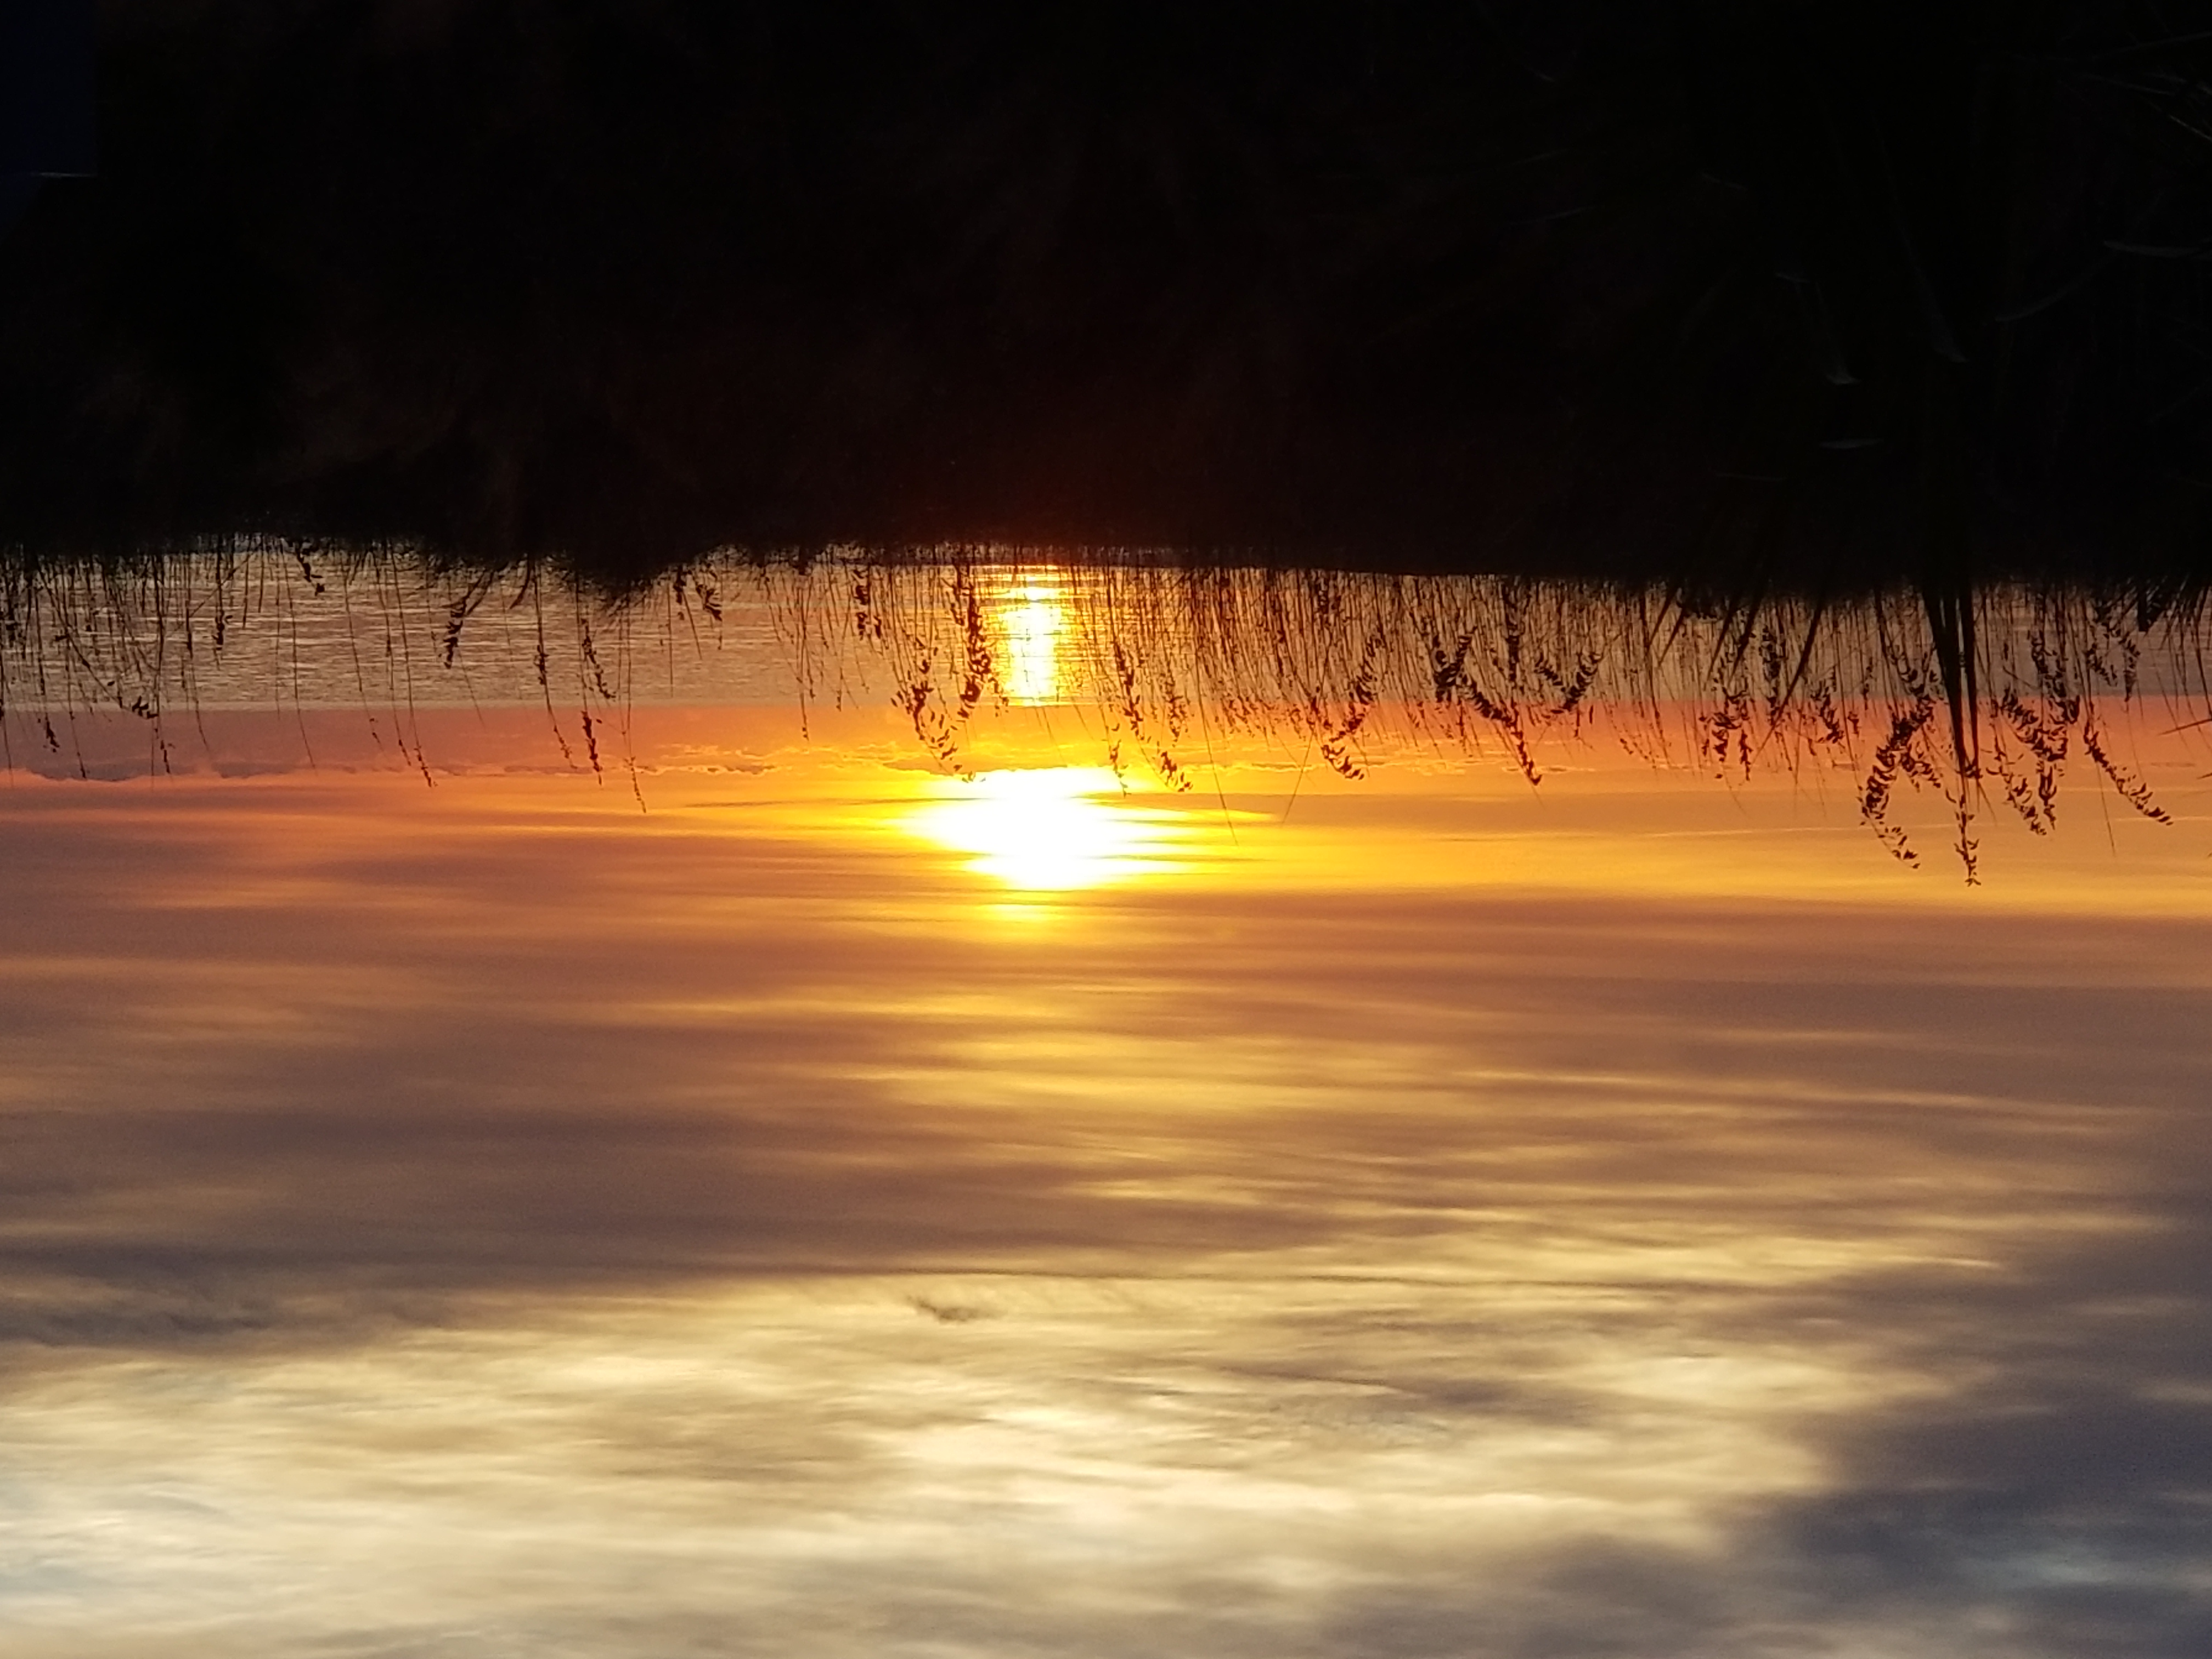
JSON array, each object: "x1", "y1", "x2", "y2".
[{"x1": 3, "y1": 763, "x2": 2210, "y2": 1654}]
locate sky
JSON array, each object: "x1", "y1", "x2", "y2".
[
  {"x1": 2, "y1": 663, "x2": 2210, "y2": 1656},
  {"x1": 2, "y1": 558, "x2": 2211, "y2": 1655}
]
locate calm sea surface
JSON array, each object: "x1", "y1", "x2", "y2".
[{"x1": 2, "y1": 555, "x2": 2209, "y2": 1657}]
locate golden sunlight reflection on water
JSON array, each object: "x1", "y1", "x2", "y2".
[{"x1": 989, "y1": 571, "x2": 1068, "y2": 705}]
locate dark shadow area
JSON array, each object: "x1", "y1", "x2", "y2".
[
  {"x1": 0, "y1": 1, "x2": 95, "y2": 240},
  {"x1": 8, "y1": 4, "x2": 2212, "y2": 583}
]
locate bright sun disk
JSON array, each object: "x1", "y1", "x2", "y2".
[{"x1": 907, "y1": 767, "x2": 1182, "y2": 890}]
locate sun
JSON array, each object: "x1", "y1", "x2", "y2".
[{"x1": 907, "y1": 767, "x2": 1187, "y2": 890}]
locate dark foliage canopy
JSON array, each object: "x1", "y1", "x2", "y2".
[{"x1": 5, "y1": 2, "x2": 2212, "y2": 582}]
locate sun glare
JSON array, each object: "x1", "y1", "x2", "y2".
[
  {"x1": 907, "y1": 767, "x2": 1187, "y2": 890},
  {"x1": 992, "y1": 575, "x2": 1067, "y2": 705}
]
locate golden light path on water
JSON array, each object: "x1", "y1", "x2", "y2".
[
  {"x1": 916, "y1": 569, "x2": 1218, "y2": 896},
  {"x1": 989, "y1": 569, "x2": 1069, "y2": 706},
  {"x1": 0, "y1": 656, "x2": 2209, "y2": 1654}
]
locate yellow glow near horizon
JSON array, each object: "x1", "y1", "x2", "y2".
[
  {"x1": 907, "y1": 767, "x2": 1187, "y2": 890},
  {"x1": 993, "y1": 575, "x2": 1067, "y2": 704}
]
